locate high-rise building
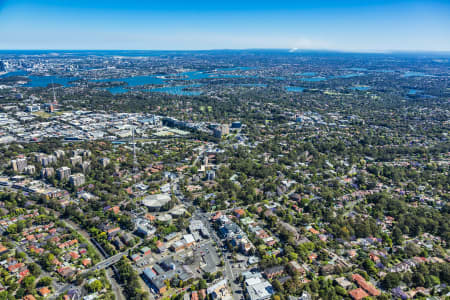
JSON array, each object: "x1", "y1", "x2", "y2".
[
  {"x1": 56, "y1": 166, "x2": 71, "y2": 180},
  {"x1": 26, "y1": 105, "x2": 40, "y2": 112},
  {"x1": 69, "y1": 173, "x2": 85, "y2": 187},
  {"x1": 213, "y1": 124, "x2": 229, "y2": 138},
  {"x1": 99, "y1": 157, "x2": 110, "y2": 167},
  {"x1": 44, "y1": 103, "x2": 54, "y2": 113},
  {"x1": 35, "y1": 153, "x2": 57, "y2": 166},
  {"x1": 24, "y1": 165, "x2": 36, "y2": 175},
  {"x1": 206, "y1": 170, "x2": 216, "y2": 181},
  {"x1": 72, "y1": 149, "x2": 91, "y2": 157},
  {"x1": 81, "y1": 161, "x2": 91, "y2": 173},
  {"x1": 70, "y1": 156, "x2": 83, "y2": 166},
  {"x1": 41, "y1": 167, "x2": 55, "y2": 178},
  {"x1": 54, "y1": 149, "x2": 65, "y2": 159},
  {"x1": 11, "y1": 158, "x2": 27, "y2": 172}
]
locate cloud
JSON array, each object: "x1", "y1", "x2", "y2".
[{"x1": 292, "y1": 37, "x2": 330, "y2": 50}]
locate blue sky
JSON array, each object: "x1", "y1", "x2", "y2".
[{"x1": 0, "y1": 0, "x2": 449, "y2": 51}]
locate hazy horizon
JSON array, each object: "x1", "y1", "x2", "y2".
[{"x1": 1, "y1": 49, "x2": 450, "y2": 55}]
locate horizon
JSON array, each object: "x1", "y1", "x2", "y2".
[
  {"x1": 1, "y1": 49, "x2": 450, "y2": 55},
  {"x1": 1, "y1": 0, "x2": 450, "y2": 51}
]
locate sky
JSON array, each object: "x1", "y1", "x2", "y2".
[{"x1": 0, "y1": 0, "x2": 449, "y2": 51}]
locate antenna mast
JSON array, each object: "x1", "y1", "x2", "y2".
[
  {"x1": 51, "y1": 80, "x2": 57, "y2": 105},
  {"x1": 132, "y1": 125, "x2": 138, "y2": 174}
]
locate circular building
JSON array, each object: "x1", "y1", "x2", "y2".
[{"x1": 142, "y1": 193, "x2": 171, "y2": 212}]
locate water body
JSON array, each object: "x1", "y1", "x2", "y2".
[
  {"x1": 104, "y1": 86, "x2": 130, "y2": 95},
  {"x1": 351, "y1": 86, "x2": 371, "y2": 91},
  {"x1": 421, "y1": 94, "x2": 437, "y2": 99},
  {"x1": 145, "y1": 84, "x2": 203, "y2": 96},
  {"x1": 402, "y1": 72, "x2": 429, "y2": 77},
  {"x1": 297, "y1": 73, "x2": 362, "y2": 81},
  {"x1": 330, "y1": 73, "x2": 363, "y2": 79},
  {"x1": 215, "y1": 67, "x2": 253, "y2": 71},
  {"x1": 212, "y1": 74, "x2": 249, "y2": 79},
  {"x1": 285, "y1": 86, "x2": 305, "y2": 92},
  {"x1": 19, "y1": 66, "x2": 255, "y2": 90},
  {"x1": 103, "y1": 84, "x2": 203, "y2": 95},
  {"x1": 406, "y1": 92, "x2": 437, "y2": 99},
  {"x1": 23, "y1": 75, "x2": 79, "y2": 87},
  {"x1": 296, "y1": 72, "x2": 316, "y2": 76},
  {"x1": 0, "y1": 71, "x2": 78, "y2": 87},
  {"x1": 300, "y1": 77, "x2": 327, "y2": 82},
  {"x1": 372, "y1": 69, "x2": 395, "y2": 73},
  {"x1": 94, "y1": 75, "x2": 164, "y2": 86},
  {"x1": 346, "y1": 68, "x2": 367, "y2": 71},
  {"x1": 0, "y1": 70, "x2": 28, "y2": 77},
  {"x1": 237, "y1": 83, "x2": 268, "y2": 87},
  {"x1": 98, "y1": 70, "x2": 250, "y2": 85},
  {"x1": 175, "y1": 68, "x2": 255, "y2": 80},
  {"x1": 176, "y1": 71, "x2": 212, "y2": 80},
  {"x1": 408, "y1": 89, "x2": 422, "y2": 95}
]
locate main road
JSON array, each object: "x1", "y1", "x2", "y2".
[{"x1": 195, "y1": 211, "x2": 242, "y2": 300}]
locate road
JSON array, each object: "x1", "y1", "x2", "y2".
[
  {"x1": 106, "y1": 268, "x2": 125, "y2": 300},
  {"x1": 195, "y1": 211, "x2": 242, "y2": 300},
  {"x1": 91, "y1": 252, "x2": 125, "y2": 271},
  {"x1": 322, "y1": 247, "x2": 353, "y2": 268},
  {"x1": 58, "y1": 214, "x2": 126, "y2": 300},
  {"x1": 88, "y1": 241, "x2": 142, "y2": 272}
]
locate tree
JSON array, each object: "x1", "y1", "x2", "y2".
[
  {"x1": 38, "y1": 276, "x2": 53, "y2": 287},
  {"x1": 392, "y1": 227, "x2": 403, "y2": 245},
  {"x1": 405, "y1": 243, "x2": 421, "y2": 257},
  {"x1": 0, "y1": 291, "x2": 10, "y2": 300},
  {"x1": 6, "y1": 224, "x2": 17, "y2": 234},
  {"x1": 272, "y1": 280, "x2": 284, "y2": 292},
  {"x1": 335, "y1": 286, "x2": 347, "y2": 296},
  {"x1": 382, "y1": 273, "x2": 401, "y2": 289},
  {"x1": 412, "y1": 272, "x2": 426, "y2": 287},
  {"x1": 22, "y1": 275, "x2": 36, "y2": 289},
  {"x1": 198, "y1": 279, "x2": 207, "y2": 290},
  {"x1": 362, "y1": 258, "x2": 377, "y2": 276},
  {"x1": 15, "y1": 288, "x2": 25, "y2": 299},
  {"x1": 88, "y1": 279, "x2": 103, "y2": 292},
  {"x1": 28, "y1": 263, "x2": 41, "y2": 277},
  {"x1": 15, "y1": 251, "x2": 26, "y2": 260}
]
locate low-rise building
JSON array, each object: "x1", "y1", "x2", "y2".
[
  {"x1": 264, "y1": 266, "x2": 284, "y2": 279},
  {"x1": 245, "y1": 277, "x2": 274, "y2": 300},
  {"x1": 207, "y1": 279, "x2": 233, "y2": 300},
  {"x1": 349, "y1": 288, "x2": 369, "y2": 300}
]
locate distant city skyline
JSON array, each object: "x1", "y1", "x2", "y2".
[{"x1": 1, "y1": 0, "x2": 449, "y2": 51}]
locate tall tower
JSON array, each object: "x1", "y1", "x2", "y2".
[
  {"x1": 51, "y1": 80, "x2": 58, "y2": 106},
  {"x1": 132, "y1": 126, "x2": 138, "y2": 174}
]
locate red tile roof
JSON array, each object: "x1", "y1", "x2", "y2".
[
  {"x1": 191, "y1": 291, "x2": 199, "y2": 300},
  {"x1": 39, "y1": 287, "x2": 51, "y2": 296},
  {"x1": 349, "y1": 288, "x2": 369, "y2": 300},
  {"x1": 8, "y1": 262, "x2": 24, "y2": 272},
  {"x1": 82, "y1": 259, "x2": 91, "y2": 267},
  {"x1": 352, "y1": 274, "x2": 380, "y2": 296}
]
